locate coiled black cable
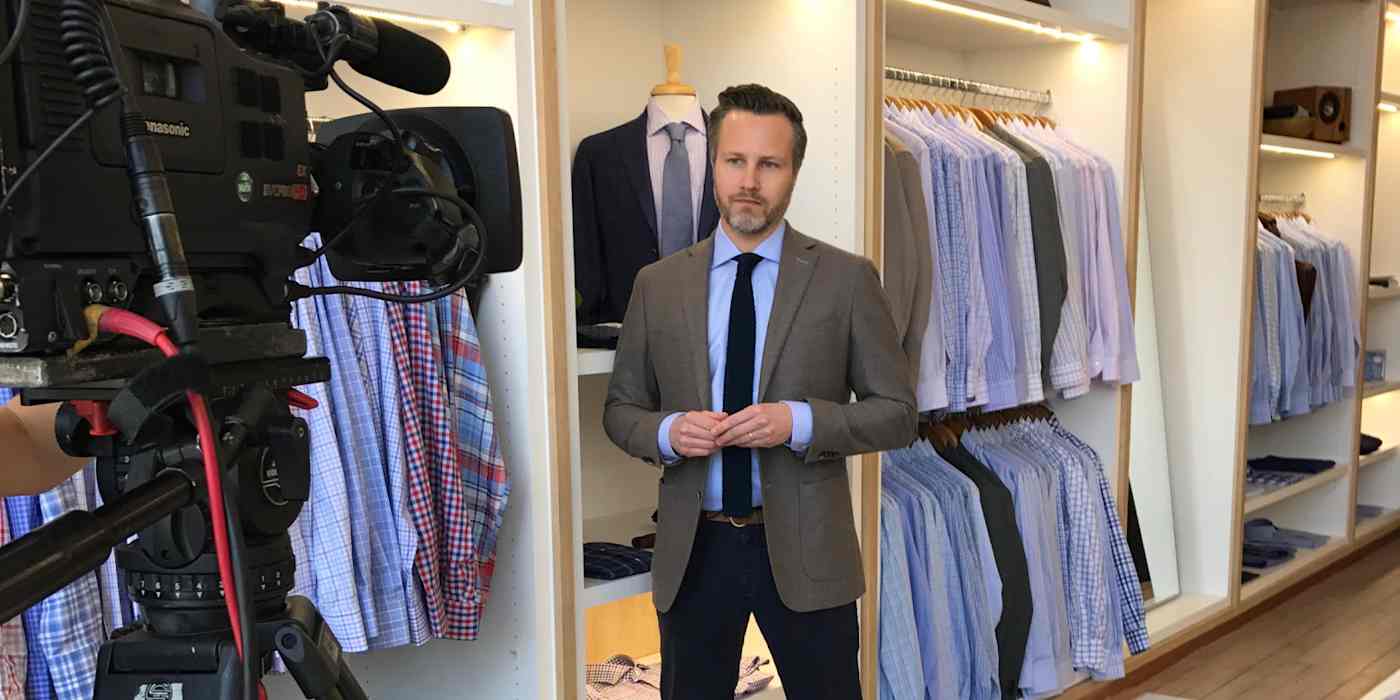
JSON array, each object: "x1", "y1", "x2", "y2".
[{"x1": 58, "y1": 0, "x2": 123, "y2": 110}]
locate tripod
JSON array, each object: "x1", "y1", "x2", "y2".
[{"x1": 0, "y1": 338, "x2": 368, "y2": 700}]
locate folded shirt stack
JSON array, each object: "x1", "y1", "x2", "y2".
[
  {"x1": 583, "y1": 542, "x2": 654, "y2": 580},
  {"x1": 584, "y1": 654, "x2": 774, "y2": 700},
  {"x1": 1241, "y1": 519, "x2": 1329, "y2": 571},
  {"x1": 1244, "y1": 468, "x2": 1308, "y2": 497},
  {"x1": 1244, "y1": 518, "x2": 1329, "y2": 549}
]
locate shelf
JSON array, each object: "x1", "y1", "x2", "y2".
[
  {"x1": 1382, "y1": 91, "x2": 1400, "y2": 108},
  {"x1": 577, "y1": 348, "x2": 616, "y2": 376},
  {"x1": 1360, "y1": 445, "x2": 1400, "y2": 469},
  {"x1": 1259, "y1": 134, "x2": 1367, "y2": 159},
  {"x1": 1364, "y1": 380, "x2": 1400, "y2": 399},
  {"x1": 1241, "y1": 537, "x2": 1349, "y2": 602},
  {"x1": 581, "y1": 508, "x2": 657, "y2": 609},
  {"x1": 1369, "y1": 286, "x2": 1400, "y2": 303},
  {"x1": 1243, "y1": 463, "x2": 1350, "y2": 515},
  {"x1": 1358, "y1": 508, "x2": 1400, "y2": 542},
  {"x1": 885, "y1": 0, "x2": 1130, "y2": 53},
  {"x1": 1145, "y1": 594, "x2": 1230, "y2": 642}
]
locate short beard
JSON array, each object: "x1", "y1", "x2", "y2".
[{"x1": 721, "y1": 189, "x2": 792, "y2": 237}]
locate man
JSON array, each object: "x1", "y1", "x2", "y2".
[
  {"x1": 604, "y1": 84, "x2": 916, "y2": 699},
  {"x1": 0, "y1": 399, "x2": 87, "y2": 496}
]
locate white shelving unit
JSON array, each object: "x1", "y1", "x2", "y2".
[
  {"x1": 559, "y1": 1, "x2": 866, "y2": 696},
  {"x1": 1241, "y1": 538, "x2": 1349, "y2": 601},
  {"x1": 1368, "y1": 285, "x2": 1400, "y2": 302},
  {"x1": 1260, "y1": 133, "x2": 1368, "y2": 159},
  {"x1": 581, "y1": 508, "x2": 658, "y2": 608},
  {"x1": 1243, "y1": 463, "x2": 1351, "y2": 515},
  {"x1": 577, "y1": 348, "x2": 616, "y2": 376},
  {"x1": 1361, "y1": 445, "x2": 1400, "y2": 469}
]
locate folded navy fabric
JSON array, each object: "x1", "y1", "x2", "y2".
[
  {"x1": 1361, "y1": 434, "x2": 1383, "y2": 456},
  {"x1": 583, "y1": 542, "x2": 653, "y2": 580},
  {"x1": 1246, "y1": 455, "x2": 1336, "y2": 475}
]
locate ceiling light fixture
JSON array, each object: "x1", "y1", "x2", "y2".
[
  {"x1": 906, "y1": 0, "x2": 1097, "y2": 42},
  {"x1": 1259, "y1": 143, "x2": 1336, "y2": 159}
]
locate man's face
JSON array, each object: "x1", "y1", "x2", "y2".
[{"x1": 712, "y1": 111, "x2": 799, "y2": 238}]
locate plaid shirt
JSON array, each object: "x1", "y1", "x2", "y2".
[
  {"x1": 387, "y1": 281, "x2": 509, "y2": 640},
  {"x1": 0, "y1": 498, "x2": 26, "y2": 699},
  {"x1": 1051, "y1": 422, "x2": 1149, "y2": 654},
  {"x1": 435, "y1": 291, "x2": 509, "y2": 638}
]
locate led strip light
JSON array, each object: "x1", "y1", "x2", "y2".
[
  {"x1": 905, "y1": 0, "x2": 1097, "y2": 43},
  {"x1": 1259, "y1": 143, "x2": 1336, "y2": 159},
  {"x1": 279, "y1": 0, "x2": 466, "y2": 33}
]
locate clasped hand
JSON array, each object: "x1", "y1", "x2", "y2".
[{"x1": 668, "y1": 403, "x2": 793, "y2": 458}]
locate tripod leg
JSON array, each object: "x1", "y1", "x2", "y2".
[{"x1": 331, "y1": 657, "x2": 369, "y2": 700}]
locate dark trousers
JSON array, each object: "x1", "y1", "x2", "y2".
[{"x1": 658, "y1": 520, "x2": 861, "y2": 700}]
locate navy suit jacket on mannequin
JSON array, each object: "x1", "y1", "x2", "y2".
[{"x1": 572, "y1": 110, "x2": 721, "y2": 325}]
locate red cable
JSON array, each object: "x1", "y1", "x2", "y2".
[{"x1": 96, "y1": 308, "x2": 262, "y2": 698}]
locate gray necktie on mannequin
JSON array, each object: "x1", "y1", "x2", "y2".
[{"x1": 659, "y1": 122, "x2": 694, "y2": 257}]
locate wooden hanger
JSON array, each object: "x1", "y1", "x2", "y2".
[
  {"x1": 651, "y1": 44, "x2": 696, "y2": 97},
  {"x1": 968, "y1": 107, "x2": 997, "y2": 130}
]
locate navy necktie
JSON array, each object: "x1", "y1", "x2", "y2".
[{"x1": 723, "y1": 252, "x2": 763, "y2": 516}]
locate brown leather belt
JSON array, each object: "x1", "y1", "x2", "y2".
[{"x1": 701, "y1": 509, "x2": 764, "y2": 527}]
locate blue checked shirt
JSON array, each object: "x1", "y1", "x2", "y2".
[
  {"x1": 884, "y1": 454, "x2": 966, "y2": 699},
  {"x1": 290, "y1": 247, "x2": 420, "y2": 651},
  {"x1": 887, "y1": 446, "x2": 1000, "y2": 699},
  {"x1": 963, "y1": 430, "x2": 1074, "y2": 697},
  {"x1": 34, "y1": 475, "x2": 106, "y2": 700},
  {"x1": 1051, "y1": 422, "x2": 1149, "y2": 655},
  {"x1": 7, "y1": 494, "x2": 54, "y2": 700},
  {"x1": 878, "y1": 491, "x2": 925, "y2": 700}
]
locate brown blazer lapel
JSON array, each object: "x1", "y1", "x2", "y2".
[
  {"x1": 758, "y1": 226, "x2": 820, "y2": 401},
  {"x1": 682, "y1": 237, "x2": 715, "y2": 409}
]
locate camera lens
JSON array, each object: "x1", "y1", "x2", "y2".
[
  {"x1": 84, "y1": 281, "x2": 104, "y2": 304},
  {"x1": 0, "y1": 313, "x2": 18, "y2": 339}
]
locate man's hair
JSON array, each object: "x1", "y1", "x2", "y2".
[{"x1": 708, "y1": 83, "x2": 807, "y2": 171}]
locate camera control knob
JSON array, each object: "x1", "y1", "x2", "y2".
[{"x1": 84, "y1": 281, "x2": 104, "y2": 304}]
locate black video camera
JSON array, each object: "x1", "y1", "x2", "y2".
[{"x1": 0, "y1": 0, "x2": 522, "y2": 365}]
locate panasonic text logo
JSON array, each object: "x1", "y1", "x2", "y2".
[{"x1": 145, "y1": 120, "x2": 192, "y2": 138}]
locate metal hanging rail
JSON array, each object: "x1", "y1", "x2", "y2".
[
  {"x1": 1258, "y1": 192, "x2": 1306, "y2": 207},
  {"x1": 884, "y1": 65, "x2": 1052, "y2": 106}
]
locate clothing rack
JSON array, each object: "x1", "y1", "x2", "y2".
[
  {"x1": 884, "y1": 65, "x2": 1052, "y2": 106},
  {"x1": 1259, "y1": 192, "x2": 1306, "y2": 208}
]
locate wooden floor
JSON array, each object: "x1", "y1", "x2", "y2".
[{"x1": 1114, "y1": 533, "x2": 1400, "y2": 700}]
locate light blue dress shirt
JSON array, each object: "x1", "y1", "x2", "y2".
[{"x1": 656, "y1": 224, "x2": 812, "y2": 511}]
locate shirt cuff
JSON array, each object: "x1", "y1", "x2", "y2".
[
  {"x1": 657, "y1": 412, "x2": 684, "y2": 465},
  {"x1": 783, "y1": 400, "x2": 813, "y2": 455}
]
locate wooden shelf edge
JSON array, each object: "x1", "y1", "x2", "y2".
[
  {"x1": 1240, "y1": 538, "x2": 1350, "y2": 602},
  {"x1": 1243, "y1": 463, "x2": 1350, "y2": 515},
  {"x1": 1368, "y1": 286, "x2": 1400, "y2": 303},
  {"x1": 1360, "y1": 446, "x2": 1400, "y2": 469},
  {"x1": 1357, "y1": 509, "x2": 1400, "y2": 543},
  {"x1": 1364, "y1": 380, "x2": 1400, "y2": 399},
  {"x1": 1259, "y1": 133, "x2": 1367, "y2": 158}
]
